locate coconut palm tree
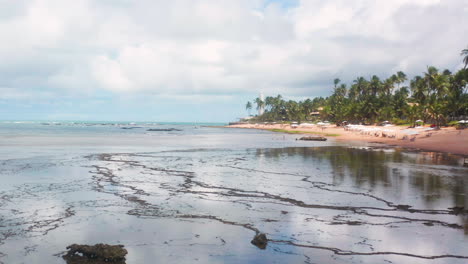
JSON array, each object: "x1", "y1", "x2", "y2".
[
  {"x1": 264, "y1": 96, "x2": 274, "y2": 112},
  {"x1": 461, "y1": 46, "x2": 468, "y2": 69},
  {"x1": 406, "y1": 104, "x2": 420, "y2": 128},
  {"x1": 411, "y1": 75, "x2": 427, "y2": 106},
  {"x1": 271, "y1": 95, "x2": 285, "y2": 120},
  {"x1": 426, "y1": 103, "x2": 445, "y2": 127},
  {"x1": 392, "y1": 87, "x2": 409, "y2": 118},
  {"x1": 334, "y1": 78, "x2": 341, "y2": 89},
  {"x1": 369, "y1": 75, "x2": 381, "y2": 96},
  {"x1": 397, "y1": 71, "x2": 407, "y2": 86},
  {"x1": 254, "y1": 97, "x2": 265, "y2": 114},
  {"x1": 245, "y1": 101, "x2": 252, "y2": 116},
  {"x1": 353, "y1": 76, "x2": 368, "y2": 96},
  {"x1": 424, "y1": 66, "x2": 439, "y2": 95},
  {"x1": 382, "y1": 78, "x2": 395, "y2": 96},
  {"x1": 301, "y1": 98, "x2": 314, "y2": 120}
]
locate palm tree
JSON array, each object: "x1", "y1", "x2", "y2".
[
  {"x1": 392, "y1": 87, "x2": 409, "y2": 118},
  {"x1": 254, "y1": 97, "x2": 265, "y2": 115},
  {"x1": 245, "y1": 101, "x2": 252, "y2": 116},
  {"x1": 330, "y1": 83, "x2": 348, "y2": 123},
  {"x1": 461, "y1": 46, "x2": 468, "y2": 69},
  {"x1": 264, "y1": 96, "x2": 274, "y2": 112},
  {"x1": 424, "y1": 66, "x2": 439, "y2": 93},
  {"x1": 272, "y1": 95, "x2": 285, "y2": 120},
  {"x1": 369, "y1": 75, "x2": 381, "y2": 97},
  {"x1": 426, "y1": 103, "x2": 445, "y2": 127},
  {"x1": 406, "y1": 104, "x2": 420, "y2": 128},
  {"x1": 448, "y1": 69, "x2": 468, "y2": 118},
  {"x1": 395, "y1": 71, "x2": 407, "y2": 89},
  {"x1": 334, "y1": 78, "x2": 341, "y2": 89},
  {"x1": 433, "y1": 73, "x2": 449, "y2": 97},
  {"x1": 285, "y1": 100, "x2": 303, "y2": 122},
  {"x1": 383, "y1": 78, "x2": 395, "y2": 96},
  {"x1": 301, "y1": 98, "x2": 314, "y2": 119},
  {"x1": 353, "y1": 77, "x2": 368, "y2": 97},
  {"x1": 411, "y1": 75, "x2": 427, "y2": 106}
]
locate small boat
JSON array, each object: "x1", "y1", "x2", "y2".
[{"x1": 298, "y1": 136, "x2": 327, "y2": 141}]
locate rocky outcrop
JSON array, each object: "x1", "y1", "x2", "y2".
[
  {"x1": 63, "y1": 244, "x2": 128, "y2": 264},
  {"x1": 251, "y1": 233, "x2": 268, "y2": 249},
  {"x1": 147, "y1": 128, "x2": 182, "y2": 132},
  {"x1": 297, "y1": 136, "x2": 327, "y2": 141}
]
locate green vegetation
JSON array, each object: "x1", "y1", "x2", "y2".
[{"x1": 246, "y1": 47, "x2": 468, "y2": 127}]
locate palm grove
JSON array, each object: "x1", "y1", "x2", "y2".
[{"x1": 245, "y1": 48, "x2": 468, "y2": 126}]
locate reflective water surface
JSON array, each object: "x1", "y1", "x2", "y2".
[{"x1": 0, "y1": 123, "x2": 467, "y2": 263}]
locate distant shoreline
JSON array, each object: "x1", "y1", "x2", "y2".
[{"x1": 225, "y1": 124, "x2": 468, "y2": 156}]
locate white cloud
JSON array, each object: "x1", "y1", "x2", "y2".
[{"x1": 0, "y1": 0, "x2": 466, "y2": 101}]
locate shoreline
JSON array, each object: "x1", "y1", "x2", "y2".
[{"x1": 225, "y1": 124, "x2": 468, "y2": 156}]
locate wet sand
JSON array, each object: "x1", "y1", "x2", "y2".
[{"x1": 226, "y1": 124, "x2": 468, "y2": 155}]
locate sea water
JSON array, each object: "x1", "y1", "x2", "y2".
[{"x1": 0, "y1": 121, "x2": 467, "y2": 263}]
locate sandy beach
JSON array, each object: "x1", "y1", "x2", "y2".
[{"x1": 226, "y1": 123, "x2": 468, "y2": 156}]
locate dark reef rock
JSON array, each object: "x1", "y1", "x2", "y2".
[
  {"x1": 147, "y1": 128, "x2": 182, "y2": 132},
  {"x1": 297, "y1": 136, "x2": 327, "y2": 141},
  {"x1": 448, "y1": 206, "x2": 466, "y2": 215},
  {"x1": 120, "y1": 127, "x2": 142, "y2": 129},
  {"x1": 63, "y1": 244, "x2": 128, "y2": 264},
  {"x1": 395, "y1": 204, "x2": 412, "y2": 210},
  {"x1": 251, "y1": 233, "x2": 268, "y2": 249}
]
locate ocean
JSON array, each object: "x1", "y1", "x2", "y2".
[{"x1": 0, "y1": 121, "x2": 467, "y2": 263}]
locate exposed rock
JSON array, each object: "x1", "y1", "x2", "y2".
[
  {"x1": 297, "y1": 136, "x2": 327, "y2": 141},
  {"x1": 63, "y1": 244, "x2": 127, "y2": 264},
  {"x1": 448, "y1": 206, "x2": 466, "y2": 215},
  {"x1": 147, "y1": 128, "x2": 182, "y2": 132},
  {"x1": 395, "y1": 204, "x2": 412, "y2": 210},
  {"x1": 251, "y1": 233, "x2": 268, "y2": 249},
  {"x1": 120, "y1": 127, "x2": 142, "y2": 130}
]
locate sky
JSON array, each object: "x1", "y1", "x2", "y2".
[{"x1": 0, "y1": 0, "x2": 467, "y2": 122}]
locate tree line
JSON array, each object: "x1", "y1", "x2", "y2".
[{"x1": 245, "y1": 47, "x2": 468, "y2": 126}]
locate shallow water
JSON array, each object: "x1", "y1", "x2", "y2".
[{"x1": 0, "y1": 122, "x2": 467, "y2": 263}]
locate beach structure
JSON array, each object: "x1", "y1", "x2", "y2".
[{"x1": 310, "y1": 107, "x2": 324, "y2": 117}]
